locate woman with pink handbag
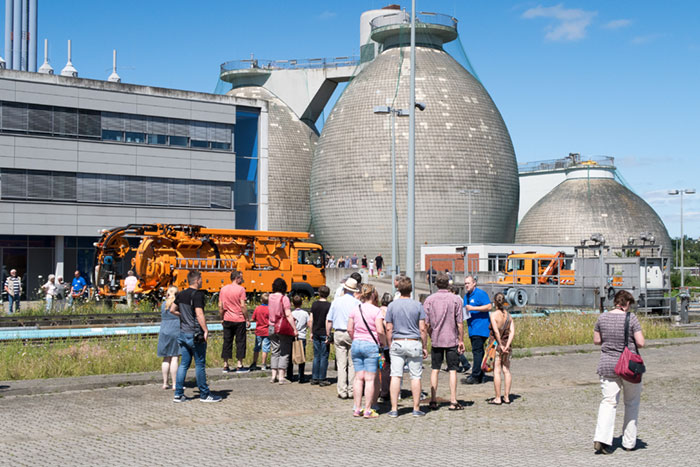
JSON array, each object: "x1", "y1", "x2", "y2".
[{"x1": 592, "y1": 290, "x2": 645, "y2": 454}]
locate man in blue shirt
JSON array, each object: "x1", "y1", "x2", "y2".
[
  {"x1": 68, "y1": 270, "x2": 88, "y2": 310},
  {"x1": 462, "y1": 275, "x2": 492, "y2": 384},
  {"x1": 326, "y1": 277, "x2": 361, "y2": 399}
]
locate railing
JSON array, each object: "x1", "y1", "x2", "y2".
[
  {"x1": 518, "y1": 155, "x2": 615, "y2": 174},
  {"x1": 369, "y1": 11, "x2": 458, "y2": 30},
  {"x1": 220, "y1": 56, "x2": 360, "y2": 73}
]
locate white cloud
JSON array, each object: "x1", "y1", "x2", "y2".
[
  {"x1": 522, "y1": 4, "x2": 597, "y2": 41},
  {"x1": 318, "y1": 10, "x2": 336, "y2": 20},
  {"x1": 603, "y1": 19, "x2": 632, "y2": 30},
  {"x1": 631, "y1": 34, "x2": 663, "y2": 45}
]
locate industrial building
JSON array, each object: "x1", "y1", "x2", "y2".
[
  {"x1": 310, "y1": 9, "x2": 519, "y2": 266},
  {"x1": 0, "y1": 67, "x2": 268, "y2": 298}
]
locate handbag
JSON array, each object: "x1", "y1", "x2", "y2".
[
  {"x1": 274, "y1": 295, "x2": 296, "y2": 336},
  {"x1": 358, "y1": 305, "x2": 385, "y2": 369},
  {"x1": 292, "y1": 338, "x2": 306, "y2": 364},
  {"x1": 481, "y1": 314, "x2": 510, "y2": 373},
  {"x1": 614, "y1": 312, "x2": 646, "y2": 383},
  {"x1": 481, "y1": 339, "x2": 497, "y2": 373}
]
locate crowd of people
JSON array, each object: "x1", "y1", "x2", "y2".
[
  {"x1": 325, "y1": 253, "x2": 385, "y2": 276},
  {"x1": 2, "y1": 269, "x2": 93, "y2": 314},
  {"x1": 161, "y1": 269, "x2": 646, "y2": 453}
]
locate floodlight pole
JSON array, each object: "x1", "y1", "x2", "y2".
[
  {"x1": 406, "y1": 0, "x2": 416, "y2": 287},
  {"x1": 668, "y1": 188, "x2": 696, "y2": 288}
]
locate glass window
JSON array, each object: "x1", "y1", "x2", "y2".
[
  {"x1": 147, "y1": 134, "x2": 167, "y2": 145},
  {"x1": 125, "y1": 132, "x2": 145, "y2": 143},
  {"x1": 169, "y1": 135, "x2": 188, "y2": 147},
  {"x1": 191, "y1": 140, "x2": 209, "y2": 149},
  {"x1": 102, "y1": 129, "x2": 123, "y2": 141},
  {"x1": 211, "y1": 142, "x2": 231, "y2": 151}
]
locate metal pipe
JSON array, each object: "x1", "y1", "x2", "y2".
[
  {"x1": 406, "y1": 0, "x2": 416, "y2": 287},
  {"x1": 680, "y1": 190, "x2": 684, "y2": 288},
  {"x1": 20, "y1": 0, "x2": 26, "y2": 70},
  {"x1": 28, "y1": 0, "x2": 36, "y2": 71},
  {"x1": 12, "y1": 0, "x2": 20, "y2": 69},
  {"x1": 4, "y1": 0, "x2": 12, "y2": 68}
]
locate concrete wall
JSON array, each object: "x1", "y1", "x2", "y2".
[{"x1": 518, "y1": 171, "x2": 566, "y2": 223}]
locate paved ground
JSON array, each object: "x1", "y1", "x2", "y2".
[{"x1": 0, "y1": 341, "x2": 698, "y2": 466}]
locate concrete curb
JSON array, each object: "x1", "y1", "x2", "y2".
[{"x1": 2, "y1": 336, "x2": 699, "y2": 398}]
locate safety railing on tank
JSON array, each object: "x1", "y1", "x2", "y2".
[
  {"x1": 518, "y1": 155, "x2": 615, "y2": 174},
  {"x1": 220, "y1": 56, "x2": 360, "y2": 73},
  {"x1": 369, "y1": 11, "x2": 458, "y2": 30}
]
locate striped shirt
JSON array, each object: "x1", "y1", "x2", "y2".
[{"x1": 5, "y1": 276, "x2": 21, "y2": 295}]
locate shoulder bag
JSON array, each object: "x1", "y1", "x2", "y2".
[
  {"x1": 614, "y1": 312, "x2": 646, "y2": 383},
  {"x1": 274, "y1": 295, "x2": 296, "y2": 336}
]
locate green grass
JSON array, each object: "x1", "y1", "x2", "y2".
[{"x1": 0, "y1": 313, "x2": 691, "y2": 381}]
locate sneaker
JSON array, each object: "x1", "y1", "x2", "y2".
[
  {"x1": 222, "y1": 367, "x2": 231, "y2": 373},
  {"x1": 319, "y1": 380, "x2": 331, "y2": 387},
  {"x1": 412, "y1": 409, "x2": 426, "y2": 417},
  {"x1": 248, "y1": 365, "x2": 260, "y2": 371},
  {"x1": 310, "y1": 379, "x2": 320, "y2": 385},
  {"x1": 364, "y1": 409, "x2": 379, "y2": 419},
  {"x1": 173, "y1": 395, "x2": 187, "y2": 403},
  {"x1": 235, "y1": 367, "x2": 250, "y2": 374},
  {"x1": 200, "y1": 394, "x2": 222, "y2": 403},
  {"x1": 388, "y1": 410, "x2": 399, "y2": 418},
  {"x1": 261, "y1": 365, "x2": 268, "y2": 371}
]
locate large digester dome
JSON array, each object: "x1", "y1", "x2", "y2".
[
  {"x1": 311, "y1": 12, "x2": 519, "y2": 264},
  {"x1": 516, "y1": 166, "x2": 672, "y2": 254},
  {"x1": 227, "y1": 86, "x2": 317, "y2": 231}
]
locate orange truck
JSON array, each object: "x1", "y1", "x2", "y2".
[
  {"x1": 94, "y1": 224, "x2": 325, "y2": 301},
  {"x1": 497, "y1": 252, "x2": 575, "y2": 285}
]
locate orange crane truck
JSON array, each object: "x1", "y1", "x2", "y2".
[{"x1": 93, "y1": 224, "x2": 326, "y2": 301}]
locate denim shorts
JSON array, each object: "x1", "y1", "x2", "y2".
[
  {"x1": 351, "y1": 339, "x2": 380, "y2": 373},
  {"x1": 254, "y1": 335, "x2": 271, "y2": 353},
  {"x1": 389, "y1": 339, "x2": 423, "y2": 379}
]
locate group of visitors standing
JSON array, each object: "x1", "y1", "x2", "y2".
[
  {"x1": 326, "y1": 253, "x2": 384, "y2": 276},
  {"x1": 159, "y1": 267, "x2": 646, "y2": 454}
]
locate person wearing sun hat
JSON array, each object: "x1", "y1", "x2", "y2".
[{"x1": 326, "y1": 276, "x2": 362, "y2": 399}]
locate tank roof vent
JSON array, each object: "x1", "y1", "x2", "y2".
[
  {"x1": 60, "y1": 40, "x2": 78, "y2": 77},
  {"x1": 38, "y1": 39, "x2": 54, "y2": 74}
]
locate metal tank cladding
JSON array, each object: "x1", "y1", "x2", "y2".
[
  {"x1": 227, "y1": 86, "x2": 317, "y2": 231},
  {"x1": 515, "y1": 166, "x2": 672, "y2": 254},
  {"x1": 311, "y1": 12, "x2": 519, "y2": 264}
]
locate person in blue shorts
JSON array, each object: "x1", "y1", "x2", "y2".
[{"x1": 462, "y1": 275, "x2": 492, "y2": 384}]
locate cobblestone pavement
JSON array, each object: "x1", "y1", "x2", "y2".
[{"x1": 0, "y1": 342, "x2": 698, "y2": 466}]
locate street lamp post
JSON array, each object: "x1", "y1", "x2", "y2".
[
  {"x1": 668, "y1": 188, "x2": 696, "y2": 288},
  {"x1": 373, "y1": 105, "x2": 408, "y2": 290}
]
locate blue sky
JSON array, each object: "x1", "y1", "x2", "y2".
[{"x1": 4, "y1": 1, "x2": 699, "y2": 238}]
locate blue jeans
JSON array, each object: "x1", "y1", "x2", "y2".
[
  {"x1": 7, "y1": 293, "x2": 20, "y2": 313},
  {"x1": 312, "y1": 335, "x2": 330, "y2": 380},
  {"x1": 351, "y1": 339, "x2": 380, "y2": 373},
  {"x1": 175, "y1": 333, "x2": 210, "y2": 399}
]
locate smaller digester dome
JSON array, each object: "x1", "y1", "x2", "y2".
[{"x1": 515, "y1": 166, "x2": 672, "y2": 254}]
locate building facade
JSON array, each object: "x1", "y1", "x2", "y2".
[{"x1": 0, "y1": 69, "x2": 268, "y2": 299}]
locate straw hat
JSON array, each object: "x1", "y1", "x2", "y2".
[{"x1": 343, "y1": 277, "x2": 359, "y2": 293}]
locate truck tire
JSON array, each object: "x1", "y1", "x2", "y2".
[
  {"x1": 291, "y1": 282, "x2": 315, "y2": 300},
  {"x1": 506, "y1": 288, "x2": 528, "y2": 307}
]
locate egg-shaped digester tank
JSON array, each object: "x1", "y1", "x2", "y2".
[
  {"x1": 311, "y1": 12, "x2": 519, "y2": 265},
  {"x1": 516, "y1": 166, "x2": 672, "y2": 254},
  {"x1": 227, "y1": 86, "x2": 318, "y2": 232}
]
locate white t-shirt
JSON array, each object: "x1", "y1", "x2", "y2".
[
  {"x1": 124, "y1": 276, "x2": 138, "y2": 292},
  {"x1": 43, "y1": 281, "x2": 56, "y2": 297},
  {"x1": 292, "y1": 308, "x2": 309, "y2": 339}
]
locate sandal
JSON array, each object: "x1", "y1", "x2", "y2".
[
  {"x1": 448, "y1": 403, "x2": 464, "y2": 411},
  {"x1": 502, "y1": 398, "x2": 511, "y2": 405},
  {"x1": 429, "y1": 400, "x2": 439, "y2": 410},
  {"x1": 487, "y1": 397, "x2": 502, "y2": 405}
]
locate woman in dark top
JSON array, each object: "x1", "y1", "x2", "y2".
[
  {"x1": 308, "y1": 285, "x2": 332, "y2": 386},
  {"x1": 157, "y1": 286, "x2": 181, "y2": 389},
  {"x1": 593, "y1": 289, "x2": 645, "y2": 454}
]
